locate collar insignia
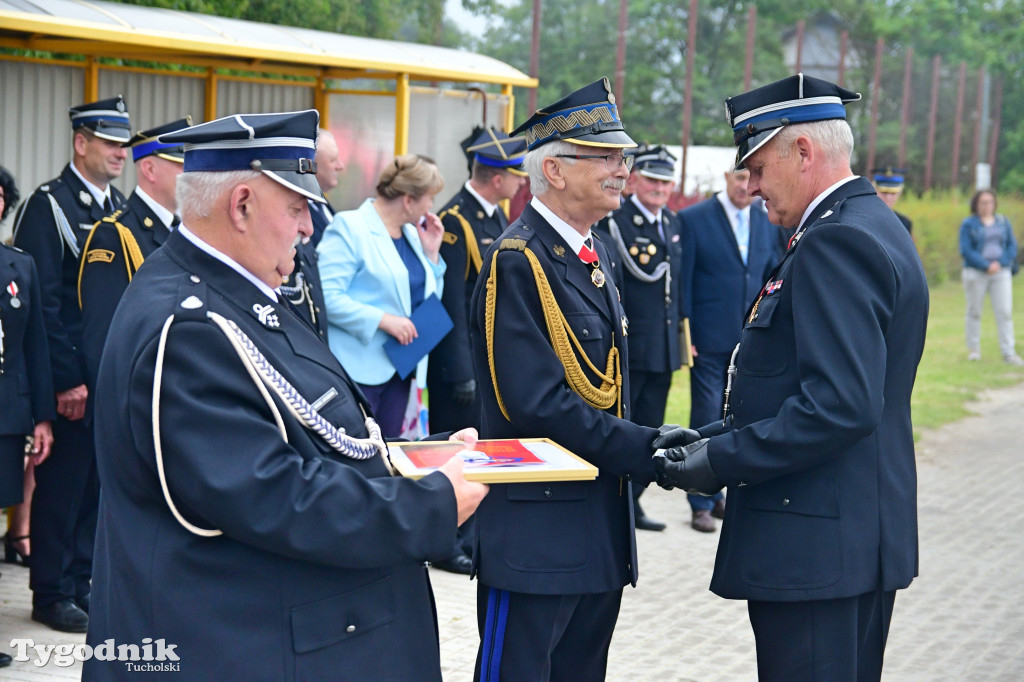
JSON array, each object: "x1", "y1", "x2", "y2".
[
  {"x1": 553, "y1": 244, "x2": 566, "y2": 257},
  {"x1": 79, "y1": 191, "x2": 92, "y2": 206},
  {"x1": 252, "y1": 303, "x2": 280, "y2": 328}
]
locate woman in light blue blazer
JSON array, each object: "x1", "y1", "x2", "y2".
[{"x1": 318, "y1": 155, "x2": 446, "y2": 436}]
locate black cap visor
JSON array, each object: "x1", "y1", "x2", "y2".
[
  {"x1": 89, "y1": 122, "x2": 132, "y2": 144},
  {"x1": 735, "y1": 127, "x2": 783, "y2": 170},
  {"x1": 263, "y1": 169, "x2": 325, "y2": 203}
]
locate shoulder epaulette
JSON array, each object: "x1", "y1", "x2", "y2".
[
  {"x1": 37, "y1": 177, "x2": 62, "y2": 194},
  {"x1": 439, "y1": 203, "x2": 483, "y2": 279},
  {"x1": 77, "y1": 214, "x2": 147, "y2": 309},
  {"x1": 499, "y1": 237, "x2": 527, "y2": 252}
]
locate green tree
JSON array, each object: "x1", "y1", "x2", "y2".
[{"x1": 460, "y1": 0, "x2": 1024, "y2": 193}]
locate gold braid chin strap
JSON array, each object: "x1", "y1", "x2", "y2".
[{"x1": 485, "y1": 241, "x2": 622, "y2": 422}]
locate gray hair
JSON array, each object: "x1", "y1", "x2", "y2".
[
  {"x1": 523, "y1": 140, "x2": 579, "y2": 195},
  {"x1": 773, "y1": 119, "x2": 854, "y2": 167},
  {"x1": 176, "y1": 170, "x2": 261, "y2": 222}
]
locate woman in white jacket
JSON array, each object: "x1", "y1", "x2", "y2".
[{"x1": 317, "y1": 155, "x2": 446, "y2": 436}]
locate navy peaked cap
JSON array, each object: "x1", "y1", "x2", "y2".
[
  {"x1": 160, "y1": 110, "x2": 325, "y2": 203},
  {"x1": 632, "y1": 145, "x2": 677, "y2": 181},
  {"x1": 69, "y1": 95, "x2": 131, "y2": 143},
  {"x1": 467, "y1": 127, "x2": 528, "y2": 176},
  {"x1": 726, "y1": 73, "x2": 860, "y2": 169},
  {"x1": 511, "y1": 78, "x2": 636, "y2": 151},
  {"x1": 872, "y1": 166, "x2": 907, "y2": 192},
  {"x1": 126, "y1": 117, "x2": 193, "y2": 163}
]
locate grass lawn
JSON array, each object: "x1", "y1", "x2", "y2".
[{"x1": 662, "y1": 271, "x2": 1024, "y2": 437}]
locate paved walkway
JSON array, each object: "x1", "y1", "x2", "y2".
[{"x1": 3, "y1": 384, "x2": 1023, "y2": 680}]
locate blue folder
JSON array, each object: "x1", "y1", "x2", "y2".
[{"x1": 383, "y1": 294, "x2": 454, "y2": 379}]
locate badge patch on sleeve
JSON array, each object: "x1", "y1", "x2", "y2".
[{"x1": 86, "y1": 249, "x2": 116, "y2": 264}]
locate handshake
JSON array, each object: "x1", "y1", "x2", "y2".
[{"x1": 651, "y1": 425, "x2": 724, "y2": 496}]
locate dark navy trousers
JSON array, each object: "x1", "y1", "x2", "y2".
[{"x1": 476, "y1": 582, "x2": 622, "y2": 681}]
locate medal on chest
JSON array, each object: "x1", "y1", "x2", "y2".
[{"x1": 6, "y1": 281, "x2": 20, "y2": 309}]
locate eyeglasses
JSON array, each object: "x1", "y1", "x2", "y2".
[{"x1": 554, "y1": 153, "x2": 634, "y2": 172}]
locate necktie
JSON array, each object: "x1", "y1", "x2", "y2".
[
  {"x1": 578, "y1": 237, "x2": 598, "y2": 264},
  {"x1": 103, "y1": 195, "x2": 113, "y2": 213},
  {"x1": 170, "y1": 215, "x2": 181, "y2": 229},
  {"x1": 735, "y1": 210, "x2": 749, "y2": 265}
]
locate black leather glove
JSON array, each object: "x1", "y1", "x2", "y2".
[
  {"x1": 652, "y1": 439, "x2": 723, "y2": 496},
  {"x1": 652, "y1": 424, "x2": 702, "y2": 450},
  {"x1": 452, "y1": 379, "x2": 477, "y2": 406}
]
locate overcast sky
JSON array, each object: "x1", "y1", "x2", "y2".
[{"x1": 445, "y1": 0, "x2": 489, "y2": 37}]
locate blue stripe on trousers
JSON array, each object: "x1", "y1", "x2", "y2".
[{"x1": 480, "y1": 587, "x2": 509, "y2": 682}]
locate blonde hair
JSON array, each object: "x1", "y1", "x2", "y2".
[{"x1": 376, "y1": 154, "x2": 444, "y2": 200}]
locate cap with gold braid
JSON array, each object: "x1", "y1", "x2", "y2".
[
  {"x1": 125, "y1": 117, "x2": 193, "y2": 163},
  {"x1": 466, "y1": 127, "x2": 528, "y2": 176},
  {"x1": 511, "y1": 77, "x2": 636, "y2": 151},
  {"x1": 872, "y1": 166, "x2": 907, "y2": 193}
]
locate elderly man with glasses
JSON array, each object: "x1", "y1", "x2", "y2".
[{"x1": 468, "y1": 79, "x2": 669, "y2": 681}]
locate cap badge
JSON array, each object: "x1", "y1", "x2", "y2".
[{"x1": 603, "y1": 77, "x2": 615, "y2": 105}]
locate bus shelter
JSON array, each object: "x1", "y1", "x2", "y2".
[{"x1": 0, "y1": 0, "x2": 536, "y2": 223}]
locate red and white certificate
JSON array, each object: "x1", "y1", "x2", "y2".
[{"x1": 387, "y1": 438, "x2": 598, "y2": 483}]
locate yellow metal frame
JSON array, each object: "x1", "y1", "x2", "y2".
[
  {"x1": 0, "y1": 6, "x2": 536, "y2": 156},
  {"x1": 0, "y1": 11, "x2": 537, "y2": 87}
]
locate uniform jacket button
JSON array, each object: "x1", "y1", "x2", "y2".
[
  {"x1": 781, "y1": 498, "x2": 790, "y2": 506},
  {"x1": 544, "y1": 487, "x2": 552, "y2": 498},
  {"x1": 582, "y1": 328, "x2": 589, "y2": 337},
  {"x1": 346, "y1": 624, "x2": 356, "y2": 633}
]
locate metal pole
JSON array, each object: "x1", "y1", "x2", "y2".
[
  {"x1": 837, "y1": 31, "x2": 848, "y2": 86},
  {"x1": 529, "y1": 0, "x2": 541, "y2": 113},
  {"x1": 394, "y1": 73, "x2": 410, "y2": 156},
  {"x1": 970, "y1": 66, "x2": 985, "y2": 184},
  {"x1": 865, "y1": 37, "x2": 884, "y2": 176},
  {"x1": 987, "y1": 76, "x2": 1003, "y2": 187},
  {"x1": 924, "y1": 55, "x2": 941, "y2": 192},
  {"x1": 898, "y1": 47, "x2": 913, "y2": 168},
  {"x1": 794, "y1": 20, "x2": 805, "y2": 73},
  {"x1": 950, "y1": 62, "x2": 967, "y2": 189},
  {"x1": 615, "y1": 0, "x2": 628, "y2": 109},
  {"x1": 743, "y1": 5, "x2": 756, "y2": 90},
  {"x1": 681, "y1": 0, "x2": 698, "y2": 193}
]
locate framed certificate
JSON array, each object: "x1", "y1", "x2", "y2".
[{"x1": 387, "y1": 438, "x2": 598, "y2": 483}]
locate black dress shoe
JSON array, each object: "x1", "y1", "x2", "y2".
[
  {"x1": 634, "y1": 514, "x2": 667, "y2": 532},
  {"x1": 32, "y1": 599, "x2": 89, "y2": 633},
  {"x1": 76, "y1": 592, "x2": 90, "y2": 614},
  {"x1": 432, "y1": 554, "x2": 473, "y2": 575},
  {"x1": 0, "y1": 651, "x2": 12, "y2": 668}
]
